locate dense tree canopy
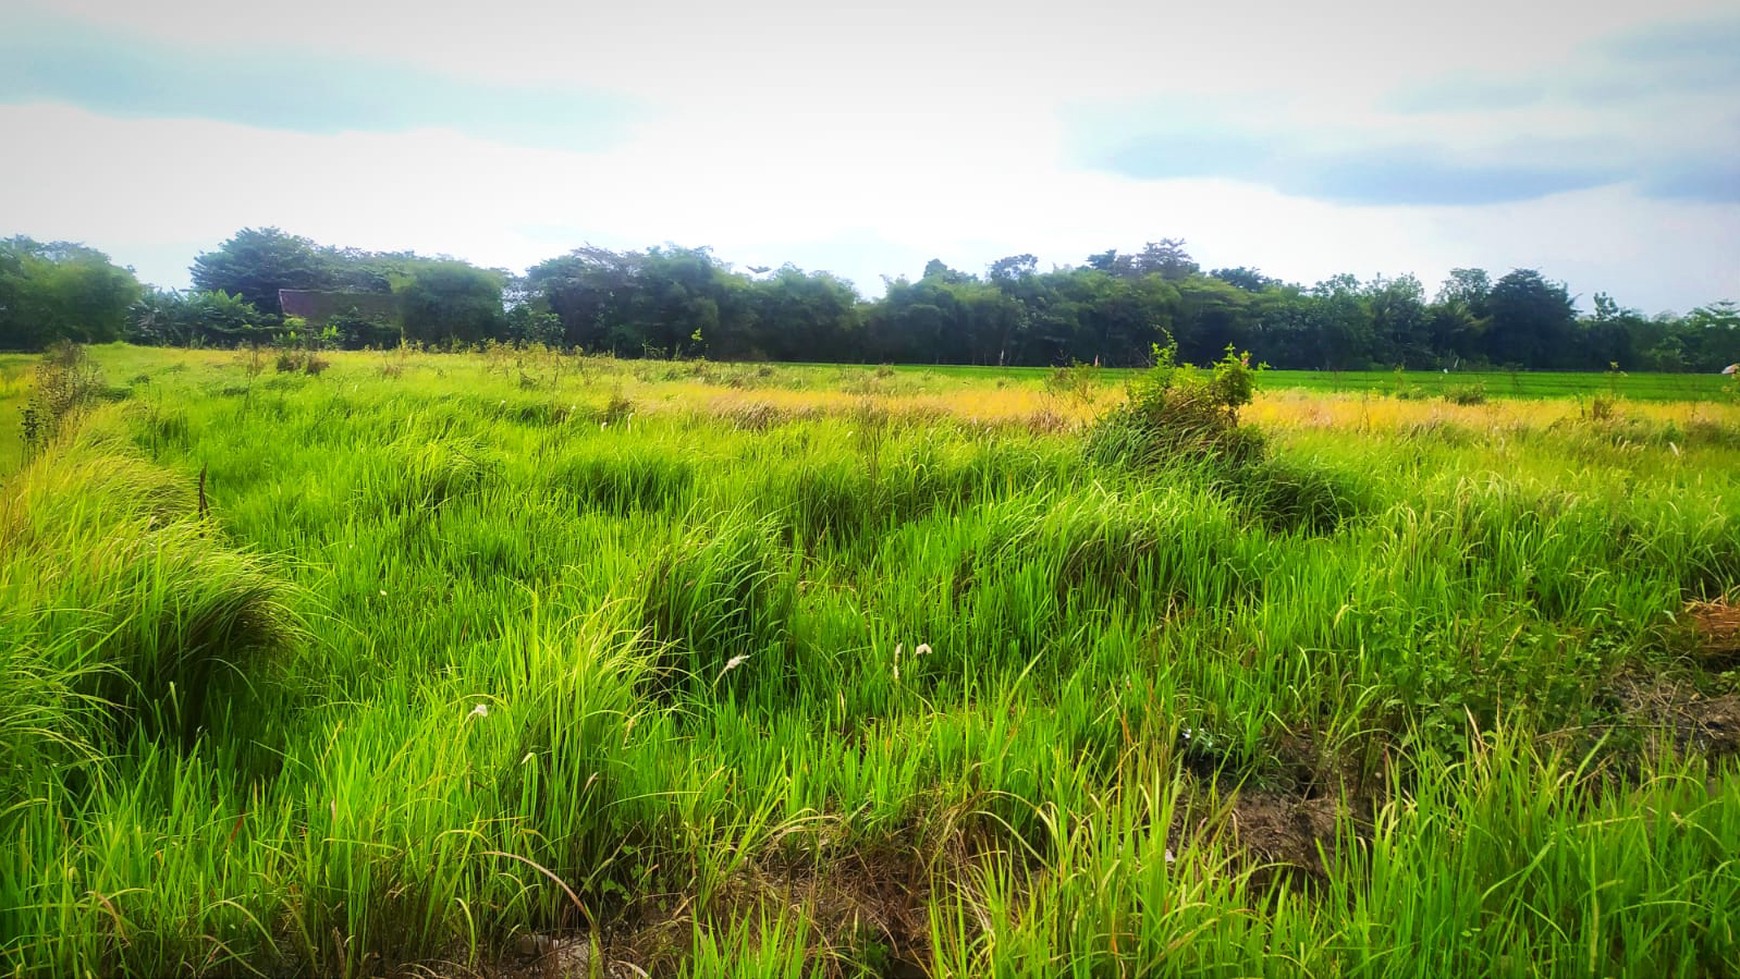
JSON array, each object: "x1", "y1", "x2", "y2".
[
  {"x1": 190, "y1": 228, "x2": 336, "y2": 315},
  {"x1": 3, "y1": 229, "x2": 1737, "y2": 372},
  {"x1": 0, "y1": 237, "x2": 140, "y2": 349},
  {"x1": 399, "y1": 261, "x2": 508, "y2": 346}
]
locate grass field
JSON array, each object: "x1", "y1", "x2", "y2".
[{"x1": 3, "y1": 344, "x2": 1740, "y2": 978}]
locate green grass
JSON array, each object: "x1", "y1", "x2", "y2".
[
  {"x1": 815, "y1": 360, "x2": 1738, "y2": 403},
  {"x1": 2, "y1": 344, "x2": 1739, "y2": 977},
  {"x1": 1261, "y1": 367, "x2": 1736, "y2": 402}
]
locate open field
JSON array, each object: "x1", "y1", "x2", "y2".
[
  {"x1": 859, "y1": 363, "x2": 1738, "y2": 403},
  {"x1": 4, "y1": 345, "x2": 1740, "y2": 977}
]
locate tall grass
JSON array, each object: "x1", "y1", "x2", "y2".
[{"x1": 1, "y1": 345, "x2": 1737, "y2": 977}]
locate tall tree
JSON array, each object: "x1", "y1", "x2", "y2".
[
  {"x1": 191, "y1": 228, "x2": 335, "y2": 315},
  {"x1": 1132, "y1": 239, "x2": 1200, "y2": 280},
  {"x1": 0, "y1": 237, "x2": 141, "y2": 350},
  {"x1": 1484, "y1": 269, "x2": 1576, "y2": 368},
  {"x1": 1211, "y1": 266, "x2": 1279, "y2": 292},
  {"x1": 399, "y1": 261, "x2": 507, "y2": 345}
]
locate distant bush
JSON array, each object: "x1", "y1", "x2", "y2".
[
  {"x1": 274, "y1": 349, "x2": 330, "y2": 375},
  {"x1": 1444, "y1": 383, "x2": 1488, "y2": 405},
  {"x1": 1088, "y1": 342, "x2": 1265, "y2": 470}
]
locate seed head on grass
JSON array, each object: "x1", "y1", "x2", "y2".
[
  {"x1": 893, "y1": 641, "x2": 932, "y2": 682},
  {"x1": 714, "y1": 653, "x2": 751, "y2": 686}
]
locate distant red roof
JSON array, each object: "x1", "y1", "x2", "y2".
[{"x1": 278, "y1": 290, "x2": 399, "y2": 324}]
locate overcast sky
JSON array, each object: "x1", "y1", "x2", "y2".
[{"x1": 2, "y1": 0, "x2": 1736, "y2": 312}]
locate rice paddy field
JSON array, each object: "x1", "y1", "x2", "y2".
[{"x1": 4, "y1": 344, "x2": 1740, "y2": 978}]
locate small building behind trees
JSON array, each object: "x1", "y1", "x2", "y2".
[{"x1": 278, "y1": 290, "x2": 402, "y2": 348}]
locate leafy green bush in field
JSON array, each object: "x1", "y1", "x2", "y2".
[
  {"x1": 1444, "y1": 382, "x2": 1488, "y2": 405},
  {"x1": 1089, "y1": 342, "x2": 1265, "y2": 470},
  {"x1": 1087, "y1": 341, "x2": 1360, "y2": 532}
]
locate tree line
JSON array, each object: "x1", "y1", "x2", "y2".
[{"x1": 2, "y1": 229, "x2": 1736, "y2": 372}]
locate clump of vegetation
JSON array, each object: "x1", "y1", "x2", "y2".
[
  {"x1": 637, "y1": 513, "x2": 794, "y2": 695},
  {"x1": 1088, "y1": 341, "x2": 1264, "y2": 470},
  {"x1": 19, "y1": 342, "x2": 110, "y2": 460},
  {"x1": 1044, "y1": 361, "x2": 1102, "y2": 417},
  {"x1": 1444, "y1": 382, "x2": 1488, "y2": 405},
  {"x1": 364, "y1": 435, "x2": 491, "y2": 516},
  {"x1": 601, "y1": 388, "x2": 635, "y2": 425},
  {"x1": 549, "y1": 449, "x2": 694, "y2": 515},
  {"x1": 2, "y1": 413, "x2": 300, "y2": 751}
]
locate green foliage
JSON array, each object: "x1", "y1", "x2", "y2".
[
  {"x1": 0, "y1": 236, "x2": 141, "y2": 350},
  {"x1": 1089, "y1": 342, "x2": 1265, "y2": 469},
  {"x1": 24, "y1": 342, "x2": 107, "y2": 449},
  {"x1": 1485, "y1": 268, "x2": 1578, "y2": 368},
  {"x1": 1445, "y1": 382, "x2": 1489, "y2": 405},
  {"x1": 1, "y1": 413, "x2": 300, "y2": 752},
  {"x1": 17, "y1": 226, "x2": 1736, "y2": 373},
  {"x1": 398, "y1": 261, "x2": 507, "y2": 346},
  {"x1": 189, "y1": 227, "x2": 335, "y2": 315},
  {"x1": 127, "y1": 288, "x2": 270, "y2": 347},
  {"x1": 637, "y1": 512, "x2": 794, "y2": 695}
]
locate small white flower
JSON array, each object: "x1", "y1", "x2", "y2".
[
  {"x1": 914, "y1": 643, "x2": 932, "y2": 658},
  {"x1": 469, "y1": 703, "x2": 489, "y2": 719},
  {"x1": 379, "y1": 589, "x2": 387, "y2": 597}
]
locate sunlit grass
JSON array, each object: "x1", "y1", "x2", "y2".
[{"x1": 2, "y1": 344, "x2": 1737, "y2": 977}]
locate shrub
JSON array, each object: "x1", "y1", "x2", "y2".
[
  {"x1": 1087, "y1": 342, "x2": 1265, "y2": 470},
  {"x1": 20, "y1": 342, "x2": 107, "y2": 460},
  {"x1": 1444, "y1": 383, "x2": 1488, "y2": 405},
  {"x1": 275, "y1": 349, "x2": 330, "y2": 375}
]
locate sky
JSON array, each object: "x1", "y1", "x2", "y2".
[{"x1": 1, "y1": 0, "x2": 1736, "y2": 313}]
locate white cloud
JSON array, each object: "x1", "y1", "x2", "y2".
[
  {"x1": 36, "y1": 0, "x2": 1728, "y2": 99},
  {"x1": 4, "y1": 0, "x2": 1738, "y2": 311},
  {"x1": 4, "y1": 101, "x2": 1733, "y2": 311}
]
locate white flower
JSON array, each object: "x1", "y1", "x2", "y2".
[
  {"x1": 469, "y1": 703, "x2": 489, "y2": 719},
  {"x1": 914, "y1": 643, "x2": 932, "y2": 658}
]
